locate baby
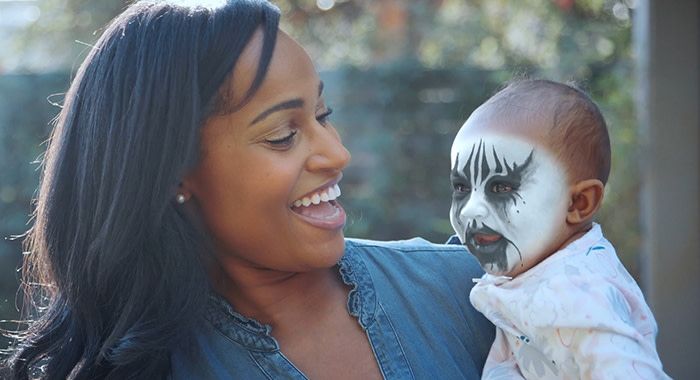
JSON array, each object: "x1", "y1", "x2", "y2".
[{"x1": 449, "y1": 79, "x2": 669, "y2": 379}]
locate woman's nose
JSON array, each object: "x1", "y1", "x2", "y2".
[
  {"x1": 460, "y1": 195, "x2": 489, "y2": 221},
  {"x1": 305, "y1": 123, "x2": 351, "y2": 172}
]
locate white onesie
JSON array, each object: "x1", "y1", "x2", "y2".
[{"x1": 470, "y1": 224, "x2": 670, "y2": 379}]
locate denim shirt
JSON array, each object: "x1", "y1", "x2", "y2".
[{"x1": 170, "y1": 238, "x2": 495, "y2": 379}]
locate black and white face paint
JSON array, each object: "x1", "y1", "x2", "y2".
[{"x1": 450, "y1": 133, "x2": 569, "y2": 275}]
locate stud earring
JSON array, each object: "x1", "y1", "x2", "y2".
[{"x1": 176, "y1": 194, "x2": 187, "y2": 204}]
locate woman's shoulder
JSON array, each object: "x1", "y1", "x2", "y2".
[
  {"x1": 344, "y1": 236, "x2": 484, "y2": 279},
  {"x1": 346, "y1": 236, "x2": 460, "y2": 250},
  {"x1": 342, "y1": 237, "x2": 494, "y2": 375},
  {"x1": 345, "y1": 236, "x2": 470, "y2": 260},
  {"x1": 342, "y1": 236, "x2": 486, "y2": 308}
]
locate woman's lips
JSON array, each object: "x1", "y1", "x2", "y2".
[
  {"x1": 291, "y1": 180, "x2": 345, "y2": 230},
  {"x1": 291, "y1": 200, "x2": 346, "y2": 230}
]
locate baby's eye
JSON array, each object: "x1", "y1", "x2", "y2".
[
  {"x1": 491, "y1": 182, "x2": 513, "y2": 193},
  {"x1": 453, "y1": 183, "x2": 471, "y2": 193},
  {"x1": 316, "y1": 107, "x2": 333, "y2": 126},
  {"x1": 265, "y1": 130, "x2": 297, "y2": 149}
]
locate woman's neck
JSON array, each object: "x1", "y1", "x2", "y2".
[{"x1": 211, "y1": 263, "x2": 347, "y2": 328}]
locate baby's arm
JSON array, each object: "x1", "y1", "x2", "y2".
[
  {"x1": 481, "y1": 328, "x2": 525, "y2": 380},
  {"x1": 539, "y1": 274, "x2": 670, "y2": 379},
  {"x1": 563, "y1": 326, "x2": 670, "y2": 379}
]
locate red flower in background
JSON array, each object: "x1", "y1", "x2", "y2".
[{"x1": 553, "y1": 0, "x2": 575, "y2": 11}]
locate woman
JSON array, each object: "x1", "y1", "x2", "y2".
[{"x1": 5, "y1": 1, "x2": 494, "y2": 378}]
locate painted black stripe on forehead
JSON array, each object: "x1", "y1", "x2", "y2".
[
  {"x1": 455, "y1": 139, "x2": 499, "y2": 185},
  {"x1": 502, "y1": 150, "x2": 534, "y2": 177},
  {"x1": 451, "y1": 152, "x2": 461, "y2": 180},
  {"x1": 482, "y1": 142, "x2": 535, "y2": 184},
  {"x1": 480, "y1": 141, "x2": 490, "y2": 185},
  {"x1": 466, "y1": 139, "x2": 492, "y2": 186},
  {"x1": 452, "y1": 142, "x2": 477, "y2": 183},
  {"x1": 474, "y1": 140, "x2": 482, "y2": 184},
  {"x1": 492, "y1": 146, "x2": 502, "y2": 173},
  {"x1": 455, "y1": 140, "x2": 535, "y2": 187}
]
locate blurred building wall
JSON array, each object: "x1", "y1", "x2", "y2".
[{"x1": 635, "y1": 0, "x2": 700, "y2": 377}]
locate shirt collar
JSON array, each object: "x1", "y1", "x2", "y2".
[
  {"x1": 205, "y1": 243, "x2": 377, "y2": 351},
  {"x1": 562, "y1": 222, "x2": 604, "y2": 254}
]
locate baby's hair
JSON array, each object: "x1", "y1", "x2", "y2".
[{"x1": 485, "y1": 79, "x2": 611, "y2": 184}]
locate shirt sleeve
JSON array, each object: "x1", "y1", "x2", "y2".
[
  {"x1": 563, "y1": 327, "x2": 671, "y2": 379},
  {"x1": 530, "y1": 274, "x2": 670, "y2": 379}
]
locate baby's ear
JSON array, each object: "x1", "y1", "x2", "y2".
[{"x1": 566, "y1": 179, "x2": 605, "y2": 225}]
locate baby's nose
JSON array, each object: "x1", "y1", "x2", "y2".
[{"x1": 460, "y1": 196, "x2": 489, "y2": 220}]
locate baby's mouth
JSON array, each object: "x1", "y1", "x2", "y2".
[
  {"x1": 465, "y1": 224, "x2": 505, "y2": 249},
  {"x1": 463, "y1": 223, "x2": 513, "y2": 274},
  {"x1": 473, "y1": 233, "x2": 503, "y2": 246}
]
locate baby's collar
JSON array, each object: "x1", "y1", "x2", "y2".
[{"x1": 472, "y1": 273, "x2": 513, "y2": 286}]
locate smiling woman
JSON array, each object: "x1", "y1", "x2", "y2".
[
  {"x1": 183, "y1": 32, "x2": 351, "y2": 277},
  {"x1": 3, "y1": 1, "x2": 494, "y2": 379}
]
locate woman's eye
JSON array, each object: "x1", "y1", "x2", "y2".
[
  {"x1": 265, "y1": 130, "x2": 297, "y2": 148},
  {"x1": 453, "y1": 183, "x2": 471, "y2": 193},
  {"x1": 316, "y1": 107, "x2": 333, "y2": 125},
  {"x1": 491, "y1": 182, "x2": 513, "y2": 193}
]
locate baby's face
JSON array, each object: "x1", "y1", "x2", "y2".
[{"x1": 450, "y1": 132, "x2": 569, "y2": 276}]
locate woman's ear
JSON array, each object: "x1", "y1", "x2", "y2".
[
  {"x1": 175, "y1": 176, "x2": 196, "y2": 204},
  {"x1": 566, "y1": 179, "x2": 605, "y2": 225}
]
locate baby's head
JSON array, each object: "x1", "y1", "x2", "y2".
[{"x1": 450, "y1": 79, "x2": 610, "y2": 277}]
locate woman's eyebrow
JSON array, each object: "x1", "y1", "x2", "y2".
[
  {"x1": 248, "y1": 81, "x2": 325, "y2": 126},
  {"x1": 249, "y1": 99, "x2": 304, "y2": 126}
]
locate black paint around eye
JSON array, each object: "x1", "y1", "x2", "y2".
[
  {"x1": 452, "y1": 182, "x2": 471, "y2": 192},
  {"x1": 452, "y1": 141, "x2": 535, "y2": 221},
  {"x1": 451, "y1": 148, "x2": 475, "y2": 201},
  {"x1": 485, "y1": 151, "x2": 534, "y2": 219},
  {"x1": 490, "y1": 181, "x2": 516, "y2": 193}
]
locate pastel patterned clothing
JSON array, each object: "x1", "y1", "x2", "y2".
[{"x1": 470, "y1": 224, "x2": 669, "y2": 379}]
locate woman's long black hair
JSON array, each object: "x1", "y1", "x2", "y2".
[{"x1": 5, "y1": 1, "x2": 279, "y2": 378}]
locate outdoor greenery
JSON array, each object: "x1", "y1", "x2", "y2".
[{"x1": 0, "y1": 0, "x2": 639, "y2": 348}]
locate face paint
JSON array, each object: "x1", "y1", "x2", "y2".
[{"x1": 449, "y1": 133, "x2": 569, "y2": 275}]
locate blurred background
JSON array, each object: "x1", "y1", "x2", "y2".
[{"x1": 0, "y1": 0, "x2": 697, "y2": 377}]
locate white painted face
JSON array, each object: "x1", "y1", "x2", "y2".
[{"x1": 449, "y1": 133, "x2": 569, "y2": 276}]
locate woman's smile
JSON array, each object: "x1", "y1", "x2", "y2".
[{"x1": 290, "y1": 179, "x2": 346, "y2": 229}]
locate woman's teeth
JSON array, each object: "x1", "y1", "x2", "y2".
[{"x1": 293, "y1": 184, "x2": 341, "y2": 208}]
